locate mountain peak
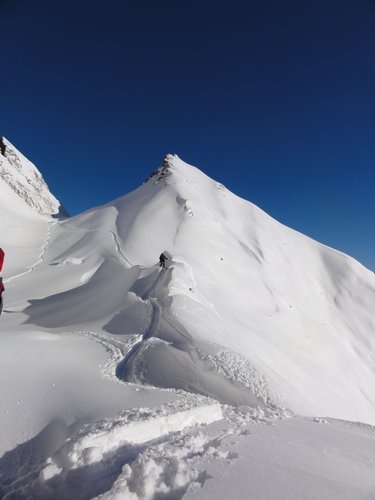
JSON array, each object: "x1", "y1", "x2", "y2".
[
  {"x1": 164, "y1": 153, "x2": 180, "y2": 165},
  {"x1": 0, "y1": 136, "x2": 67, "y2": 217},
  {"x1": 143, "y1": 153, "x2": 181, "y2": 184}
]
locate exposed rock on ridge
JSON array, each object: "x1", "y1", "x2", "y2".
[
  {"x1": 0, "y1": 137, "x2": 67, "y2": 217},
  {"x1": 144, "y1": 153, "x2": 178, "y2": 184}
]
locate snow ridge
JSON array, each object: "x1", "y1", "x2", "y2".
[{"x1": 0, "y1": 137, "x2": 64, "y2": 216}]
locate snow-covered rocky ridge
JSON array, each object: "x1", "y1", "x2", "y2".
[
  {"x1": 0, "y1": 137, "x2": 65, "y2": 217},
  {"x1": 1, "y1": 148, "x2": 375, "y2": 499}
]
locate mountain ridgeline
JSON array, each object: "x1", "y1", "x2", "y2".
[{"x1": 0, "y1": 137, "x2": 67, "y2": 217}]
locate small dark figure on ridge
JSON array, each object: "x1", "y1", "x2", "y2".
[{"x1": 159, "y1": 252, "x2": 168, "y2": 268}]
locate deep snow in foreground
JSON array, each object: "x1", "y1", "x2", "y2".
[{"x1": 1, "y1": 142, "x2": 375, "y2": 499}]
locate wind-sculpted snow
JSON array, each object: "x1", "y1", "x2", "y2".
[
  {"x1": 1, "y1": 149, "x2": 375, "y2": 499},
  {"x1": 23, "y1": 251, "x2": 268, "y2": 406}
]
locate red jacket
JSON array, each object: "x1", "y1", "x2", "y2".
[{"x1": 0, "y1": 282, "x2": 4, "y2": 295}]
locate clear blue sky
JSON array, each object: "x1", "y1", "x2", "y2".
[{"x1": 1, "y1": 0, "x2": 374, "y2": 270}]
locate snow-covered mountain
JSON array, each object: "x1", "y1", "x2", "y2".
[
  {"x1": 0, "y1": 137, "x2": 65, "y2": 217},
  {"x1": 1, "y1": 145, "x2": 375, "y2": 499}
]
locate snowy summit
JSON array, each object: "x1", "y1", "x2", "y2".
[{"x1": 1, "y1": 142, "x2": 375, "y2": 499}]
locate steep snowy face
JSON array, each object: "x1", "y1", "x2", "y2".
[{"x1": 0, "y1": 137, "x2": 65, "y2": 217}]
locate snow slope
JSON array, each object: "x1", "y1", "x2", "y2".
[{"x1": 1, "y1": 148, "x2": 375, "y2": 499}]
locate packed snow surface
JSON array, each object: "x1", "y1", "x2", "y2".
[{"x1": 1, "y1": 148, "x2": 375, "y2": 499}]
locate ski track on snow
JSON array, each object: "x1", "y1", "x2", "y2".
[
  {"x1": 4, "y1": 218, "x2": 57, "y2": 284},
  {"x1": 109, "y1": 230, "x2": 133, "y2": 267},
  {"x1": 76, "y1": 267, "x2": 170, "y2": 388}
]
